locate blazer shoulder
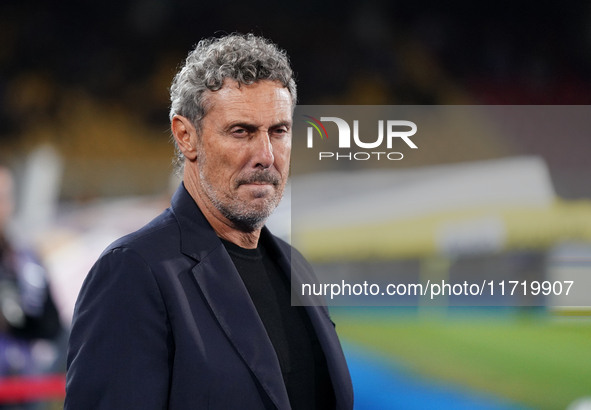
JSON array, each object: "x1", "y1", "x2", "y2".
[{"x1": 101, "y1": 207, "x2": 180, "y2": 259}]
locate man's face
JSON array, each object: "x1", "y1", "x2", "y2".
[{"x1": 191, "y1": 80, "x2": 292, "y2": 231}]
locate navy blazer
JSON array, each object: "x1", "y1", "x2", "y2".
[{"x1": 65, "y1": 184, "x2": 353, "y2": 409}]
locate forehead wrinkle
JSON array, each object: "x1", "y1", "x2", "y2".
[
  {"x1": 211, "y1": 102, "x2": 291, "y2": 133},
  {"x1": 208, "y1": 79, "x2": 291, "y2": 117}
]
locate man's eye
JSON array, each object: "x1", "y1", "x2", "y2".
[
  {"x1": 232, "y1": 128, "x2": 247, "y2": 136},
  {"x1": 273, "y1": 128, "x2": 288, "y2": 136}
]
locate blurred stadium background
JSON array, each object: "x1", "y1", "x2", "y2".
[{"x1": 1, "y1": 0, "x2": 591, "y2": 409}]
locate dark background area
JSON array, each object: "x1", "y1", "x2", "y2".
[{"x1": 2, "y1": 0, "x2": 591, "y2": 199}]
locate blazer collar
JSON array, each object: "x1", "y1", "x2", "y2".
[
  {"x1": 254, "y1": 223, "x2": 354, "y2": 409},
  {"x1": 170, "y1": 182, "x2": 221, "y2": 262},
  {"x1": 170, "y1": 183, "x2": 292, "y2": 410}
]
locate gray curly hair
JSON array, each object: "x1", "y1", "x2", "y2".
[{"x1": 169, "y1": 33, "x2": 297, "y2": 175}]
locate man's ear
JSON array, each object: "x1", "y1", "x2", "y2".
[{"x1": 171, "y1": 115, "x2": 198, "y2": 161}]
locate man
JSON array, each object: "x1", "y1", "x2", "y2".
[{"x1": 65, "y1": 34, "x2": 354, "y2": 409}]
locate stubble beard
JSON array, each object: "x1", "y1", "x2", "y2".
[{"x1": 197, "y1": 151, "x2": 285, "y2": 232}]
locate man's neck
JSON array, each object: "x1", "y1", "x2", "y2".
[
  {"x1": 183, "y1": 176, "x2": 261, "y2": 249},
  {"x1": 214, "y1": 226, "x2": 261, "y2": 249}
]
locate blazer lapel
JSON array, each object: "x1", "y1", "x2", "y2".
[
  {"x1": 266, "y1": 232, "x2": 354, "y2": 410},
  {"x1": 171, "y1": 184, "x2": 291, "y2": 410}
]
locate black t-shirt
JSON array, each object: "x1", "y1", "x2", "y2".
[{"x1": 221, "y1": 237, "x2": 335, "y2": 410}]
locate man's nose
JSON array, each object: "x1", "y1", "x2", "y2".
[{"x1": 252, "y1": 133, "x2": 274, "y2": 169}]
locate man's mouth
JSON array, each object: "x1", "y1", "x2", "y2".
[{"x1": 236, "y1": 172, "x2": 280, "y2": 187}]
